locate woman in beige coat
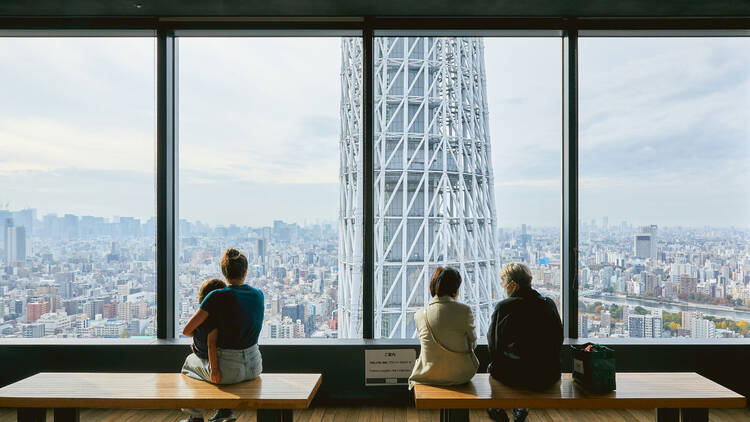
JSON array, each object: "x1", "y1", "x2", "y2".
[{"x1": 409, "y1": 267, "x2": 479, "y2": 389}]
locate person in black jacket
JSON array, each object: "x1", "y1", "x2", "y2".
[{"x1": 486, "y1": 263, "x2": 563, "y2": 422}]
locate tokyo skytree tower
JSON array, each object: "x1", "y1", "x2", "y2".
[{"x1": 338, "y1": 37, "x2": 500, "y2": 338}]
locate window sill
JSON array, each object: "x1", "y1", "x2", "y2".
[
  {"x1": 1, "y1": 337, "x2": 749, "y2": 347},
  {"x1": 567, "y1": 337, "x2": 750, "y2": 346},
  {"x1": 0, "y1": 337, "x2": 422, "y2": 346}
]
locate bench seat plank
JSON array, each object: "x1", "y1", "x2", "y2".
[
  {"x1": 414, "y1": 373, "x2": 745, "y2": 410},
  {"x1": 0, "y1": 373, "x2": 321, "y2": 410}
]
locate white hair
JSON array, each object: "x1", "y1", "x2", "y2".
[{"x1": 500, "y1": 262, "x2": 533, "y2": 288}]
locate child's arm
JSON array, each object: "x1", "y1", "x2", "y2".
[
  {"x1": 182, "y1": 309, "x2": 209, "y2": 337},
  {"x1": 207, "y1": 328, "x2": 221, "y2": 384}
]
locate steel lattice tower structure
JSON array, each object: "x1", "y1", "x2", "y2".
[
  {"x1": 339, "y1": 37, "x2": 500, "y2": 338},
  {"x1": 338, "y1": 38, "x2": 364, "y2": 338}
]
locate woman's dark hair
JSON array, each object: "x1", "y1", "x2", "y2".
[
  {"x1": 221, "y1": 248, "x2": 248, "y2": 281},
  {"x1": 198, "y1": 278, "x2": 226, "y2": 303},
  {"x1": 429, "y1": 266, "x2": 462, "y2": 297}
]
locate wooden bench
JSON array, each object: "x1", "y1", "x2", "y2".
[
  {"x1": 0, "y1": 372, "x2": 321, "y2": 422},
  {"x1": 414, "y1": 373, "x2": 746, "y2": 422}
]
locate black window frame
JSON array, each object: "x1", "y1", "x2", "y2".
[{"x1": 0, "y1": 17, "x2": 748, "y2": 344}]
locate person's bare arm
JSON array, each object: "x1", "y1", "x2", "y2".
[
  {"x1": 182, "y1": 309, "x2": 209, "y2": 337},
  {"x1": 207, "y1": 328, "x2": 221, "y2": 384}
]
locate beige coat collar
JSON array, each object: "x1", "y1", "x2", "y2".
[{"x1": 429, "y1": 295, "x2": 456, "y2": 304}]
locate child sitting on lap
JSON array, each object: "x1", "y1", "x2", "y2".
[
  {"x1": 180, "y1": 278, "x2": 230, "y2": 422},
  {"x1": 188, "y1": 278, "x2": 226, "y2": 378}
]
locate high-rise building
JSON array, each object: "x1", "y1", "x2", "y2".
[
  {"x1": 628, "y1": 313, "x2": 661, "y2": 338},
  {"x1": 691, "y1": 318, "x2": 716, "y2": 338},
  {"x1": 628, "y1": 314, "x2": 645, "y2": 337},
  {"x1": 43, "y1": 213, "x2": 61, "y2": 238},
  {"x1": 645, "y1": 314, "x2": 662, "y2": 338},
  {"x1": 26, "y1": 301, "x2": 48, "y2": 323},
  {"x1": 0, "y1": 210, "x2": 11, "y2": 246},
  {"x1": 579, "y1": 314, "x2": 589, "y2": 337},
  {"x1": 282, "y1": 303, "x2": 305, "y2": 323},
  {"x1": 63, "y1": 214, "x2": 79, "y2": 239},
  {"x1": 679, "y1": 276, "x2": 698, "y2": 297},
  {"x1": 256, "y1": 238, "x2": 266, "y2": 266},
  {"x1": 682, "y1": 311, "x2": 700, "y2": 334},
  {"x1": 117, "y1": 302, "x2": 132, "y2": 321},
  {"x1": 519, "y1": 224, "x2": 532, "y2": 249},
  {"x1": 4, "y1": 219, "x2": 15, "y2": 263},
  {"x1": 634, "y1": 225, "x2": 658, "y2": 260},
  {"x1": 118, "y1": 217, "x2": 140, "y2": 238},
  {"x1": 634, "y1": 234, "x2": 652, "y2": 259},
  {"x1": 645, "y1": 274, "x2": 659, "y2": 295},
  {"x1": 55, "y1": 272, "x2": 75, "y2": 299},
  {"x1": 601, "y1": 310, "x2": 611, "y2": 336},
  {"x1": 12, "y1": 208, "x2": 35, "y2": 235},
  {"x1": 15, "y1": 226, "x2": 27, "y2": 262},
  {"x1": 102, "y1": 302, "x2": 118, "y2": 319},
  {"x1": 338, "y1": 37, "x2": 500, "y2": 338}
]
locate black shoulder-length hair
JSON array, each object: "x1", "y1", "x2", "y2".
[{"x1": 429, "y1": 266, "x2": 462, "y2": 297}]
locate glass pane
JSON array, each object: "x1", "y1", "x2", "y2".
[
  {"x1": 0, "y1": 37, "x2": 157, "y2": 339},
  {"x1": 489, "y1": 38, "x2": 563, "y2": 323},
  {"x1": 578, "y1": 37, "x2": 750, "y2": 339},
  {"x1": 177, "y1": 37, "x2": 362, "y2": 339},
  {"x1": 372, "y1": 36, "x2": 562, "y2": 338}
]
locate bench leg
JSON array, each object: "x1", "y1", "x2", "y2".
[
  {"x1": 54, "y1": 408, "x2": 80, "y2": 422},
  {"x1": 440, "y1": 409, "x2": 469, "y2": 422},
  {"x1": 17, "y1": 408, "x2": 46, "y2": 422},
  {"x1": 257, "y1": 409, "x2": 293, "y2": 422},
  {"x1": 681, "y1": 408, "x2": 708, "y2": 422},
  {"x1": 655, "y1": 408, "x2": 679, "y2": 422}
]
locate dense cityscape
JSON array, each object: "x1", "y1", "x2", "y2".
[
  {"x1": 577, "y1": 221, "x2": 750, "y2": 339},
  {"x1": 176, "y1": 219, "x2": 340, "y2": 339},
  {"x1": 1, "y1": 207, "x2": 748, "y2": 339},
  {"x1": 0, "y1": 209, "x2": 342, "y2": 339},
  {"x1": 0, "y1": 209, "x2": 157, "y2": 338},
  {"x1": 501, "y1": 220, "x2": 750, "y2": 339}
]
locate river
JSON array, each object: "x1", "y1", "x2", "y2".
[
  {"x1": 581, "y1": 294, "x2": 750, "y2": 321},
  {"x1": 534, "y1": 287, "x2": 750, "y2": 321}
]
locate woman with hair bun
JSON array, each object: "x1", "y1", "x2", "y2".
[{"x1": 181, "y1": 248, "x2": 264, "y2": 422}]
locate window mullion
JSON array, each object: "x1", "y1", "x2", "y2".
[
  {"x1": 156, "y1": 29, "x2": 177, "y2": 340},
  {"x1": 362, "y1": 19, "x2": 375, "y2": 339},
  {"x1": 562, "y1": 29, "x2": 579, "y2": 340}
]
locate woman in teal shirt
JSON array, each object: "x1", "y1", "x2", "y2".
[{"x1": 181, "y1": 248, "x2": 264, "y2": 422}]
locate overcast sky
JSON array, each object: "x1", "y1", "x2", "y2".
[{"x1": 0, "y1": 36, "x2": 748, "y2": 228}]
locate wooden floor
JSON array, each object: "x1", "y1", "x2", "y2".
[{"x1": 1, "y1": 407, "x2": 749, "y2": 421}]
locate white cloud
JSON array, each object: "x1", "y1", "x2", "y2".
[
  {"x1": 0, "y1": 117, "x2": 154, "y2": 175},
  {"x1": 484, "y1": 38, "x2": 562, "y2": 227},
  {"x1": 178, "y1": 37, "x2": 342, "y2": 187},
  {"x1": 0, "y1": 36, "x2": 748, "y2": 227}
]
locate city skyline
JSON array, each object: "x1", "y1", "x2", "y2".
[
  {"x1": 2, "y1": 207, "x2": 750, "y2": 232},
  {"x1": 1, "y1": 205, "x2": 749, "y2": 339}
]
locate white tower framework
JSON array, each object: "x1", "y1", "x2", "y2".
[
  {"x1": 339, "y1": 37, "x2": 500, "y2": 338},
  {"x1": 338, "y1": 38, "x2": 363, "y2": 338}
]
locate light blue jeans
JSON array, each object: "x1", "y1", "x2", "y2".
[
  {"x1": 181, "y1": 344, "x2": 262, "y2": 417},
  {"x1": 182, "y1": 344, "x2": 263, "y2": 385}
]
